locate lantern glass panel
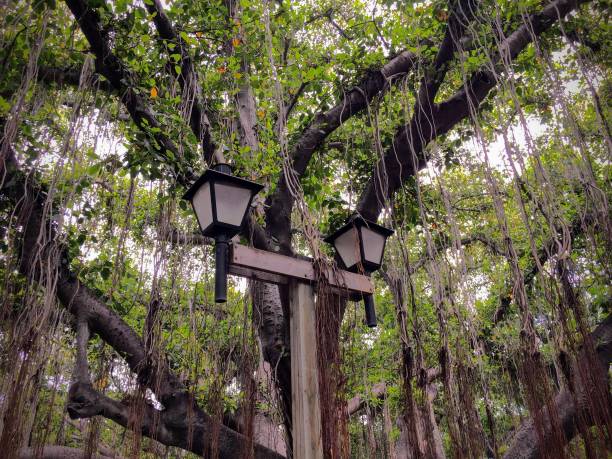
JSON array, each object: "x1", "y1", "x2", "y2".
[
  {"x1": 360, "y1": 225, "x2": 386, "y2": 267},
  {"x1": 192, "y1": 181, "x2": 213, "y2": 232},
  {"x1": 214, "y1": 181, "x2": 254, "y2": 226},
  {"x1": 333, "y1": 227, "x2": 360, "y2": 269}
]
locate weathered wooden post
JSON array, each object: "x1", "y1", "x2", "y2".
[
  {"x1": 225, "y1": 243, "x2": 373, "y2": 457},
  {"x1": 290, "y1": 281, "x2": 323, "y2": 459}
]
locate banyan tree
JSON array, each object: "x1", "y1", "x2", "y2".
[{"x1": 0, "y1": 0, "x2": 610, "y2": 457}]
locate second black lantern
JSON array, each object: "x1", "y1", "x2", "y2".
[{"x1": 325, "y1": 215, "x2": 394, "y2": 327}]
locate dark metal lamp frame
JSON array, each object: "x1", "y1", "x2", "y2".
[
  {"x1": 183, "y1": 164, "x2": 263, "y2": 303},
  {"x1": 324, "y1": 215, "x2": 394, "y2": 327}
]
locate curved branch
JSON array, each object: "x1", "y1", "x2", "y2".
[
  {"x1": 64, "y1": 0, "x2": 195, "y2": 187},
  {"x1": 357, "y1": 0, "x2": 591, "y2": 220},
  {"x1": 0, "y1": 143, "x2": 283, "y2": 459},
  {"x1": 67, "y1": 381, "x2": 282, "y2": 458},
  {"x1": 37, "y1": 66, "x2": 115, "y2": 94},
  {"x1": 415, "y1": 0, "x2": 479, "y2": 117},
  {"x1": 266, "y1": 50, "x2": 417, "y2": 253},
  {"x1": 143, "y1": 0, "x2": 216, "y2": 163},
  {"x1": 346, "y1": 382, "x2": 387, "y2": 417},
  {"x1": 74, "y1": 317, "x2": 91, "y2": 384}
]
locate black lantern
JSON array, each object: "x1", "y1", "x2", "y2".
[
  {"x1": 183, "y1": 163, "x2": 263, "y2": 303},
  {"x1": 325, "y1": 215, "x2": 393, "y2": 327}
]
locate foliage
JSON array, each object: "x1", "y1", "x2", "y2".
[{"x1": 0, "y1": 0, "x2": 610, "y2": 457}]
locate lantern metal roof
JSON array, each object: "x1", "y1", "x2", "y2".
[{"x1": 324, "y1": 215, "x2": 394, "y2": 273}]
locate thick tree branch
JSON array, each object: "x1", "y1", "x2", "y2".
[
  {"x1": 503, "y1": 312, "x2": 612, "y2": 458},
  {"x1": 143, "y1": 0, "x2": 216, "y2": 163},
  {"x1": 67, "y1": 381, "x2": 284, "y2": 458},
  {"x1": 250, "y1": 282, "x2": 292, "y2": 446},
  {"x1": 74, "y1": 318, "x2": 91, "y2": 384},
  {"x1": 236, "y1": 76, "x2": 260, "y2": 153},
  {"x1": 346, "y1": 383, "x2": 387, "y2": 417},
  {"x1": 65, "y1": 383, "x2": 152, "y2": 436},
  {"x1": 351, "y1": 1, "x2": 480, "y2": 230},
  {"x1": 357, "y1": 0, "x2": 591, "y2": 220},
  {"x1": 37, "y1": 66, "x2": 115, "y2": 94},
  {"x1": 222, "y1": 0, "x2": 260, "y2": 157},
  {"x1": 266, "y1": 50, "x2": 417, "y2": 254},
  {"x1": 415, "y1": 0, "x2": 479, "y2": 117},
  {"x1": 0, "y1": 144, "x2": 283, "y2": 459},
  {"x1": 64, "y1": 0, "x2": 195, "y2": 187}
]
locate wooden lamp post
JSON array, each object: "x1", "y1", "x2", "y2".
[{"x1": 183, "y1": 167, "x2": 390, "y2": 458}]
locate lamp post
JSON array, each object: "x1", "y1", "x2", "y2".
[
  {"x1": 182, "y1": 163, "x2": 263, "y2": 303},
  {"x1": 324, "y1": 215, "x2": 394, "y2": 327},
  {"x1": 183, "y1": 172, "x2": 388, "y2": 458}
]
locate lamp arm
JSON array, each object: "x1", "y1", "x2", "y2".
[
  {"x1": 363, "y1": 294, "x2": 377, "y2": 327},
  {"x1": 215, "y1": 234, "x2": 229, "y2": 303}
]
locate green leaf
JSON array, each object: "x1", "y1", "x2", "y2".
[{"x1": 0, "y1": 96, "x2": 10, "y2": 115}]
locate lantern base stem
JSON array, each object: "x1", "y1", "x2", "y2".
[
  {"x1": 364, "y1": 294, "x2": 377, "y2": 327},
  {"x1": 215, "y1": 235, "x2": 229, "y2": 303}
]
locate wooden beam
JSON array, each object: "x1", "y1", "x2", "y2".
[
  {"x1": 228, "y1": 264, "x2": 287, "y2": 285},
  {"x1": 290, "y1": 281, "x2": 323, "y2": 459},
  {"x1": 229, "y1": 244, "x2": 373, "y2": 295}
]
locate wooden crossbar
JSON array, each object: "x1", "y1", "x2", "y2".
[{"x1": 228, "y1": 243, "x2": 373, "y2": 295}]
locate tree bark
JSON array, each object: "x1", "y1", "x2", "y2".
[
  {"x1": 503, "y1": 313, "x2": 612, "y2": 459},
  {"x1": 251, "y1": 282, "x2": 293, "y2": 450},
  {"x1": 394, "y1": 401, "x2": 446, "y2": 459},
  {"x1": 357, "y1": 0, "x2": 591, "y2": 221},
  {"x1": 1, "y1": 143, "x2": 284, "y2": 459},
  {"x1": 18, "y1": 446, "x2": 112, "y2": 459}
]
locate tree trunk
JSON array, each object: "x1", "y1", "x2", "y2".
[
  {"x1": 18, "y1": 446, "x2": 111, "y2": 459},
  {"x1": 503, "y1": 314, "x2": 612, "y2": 459}
]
